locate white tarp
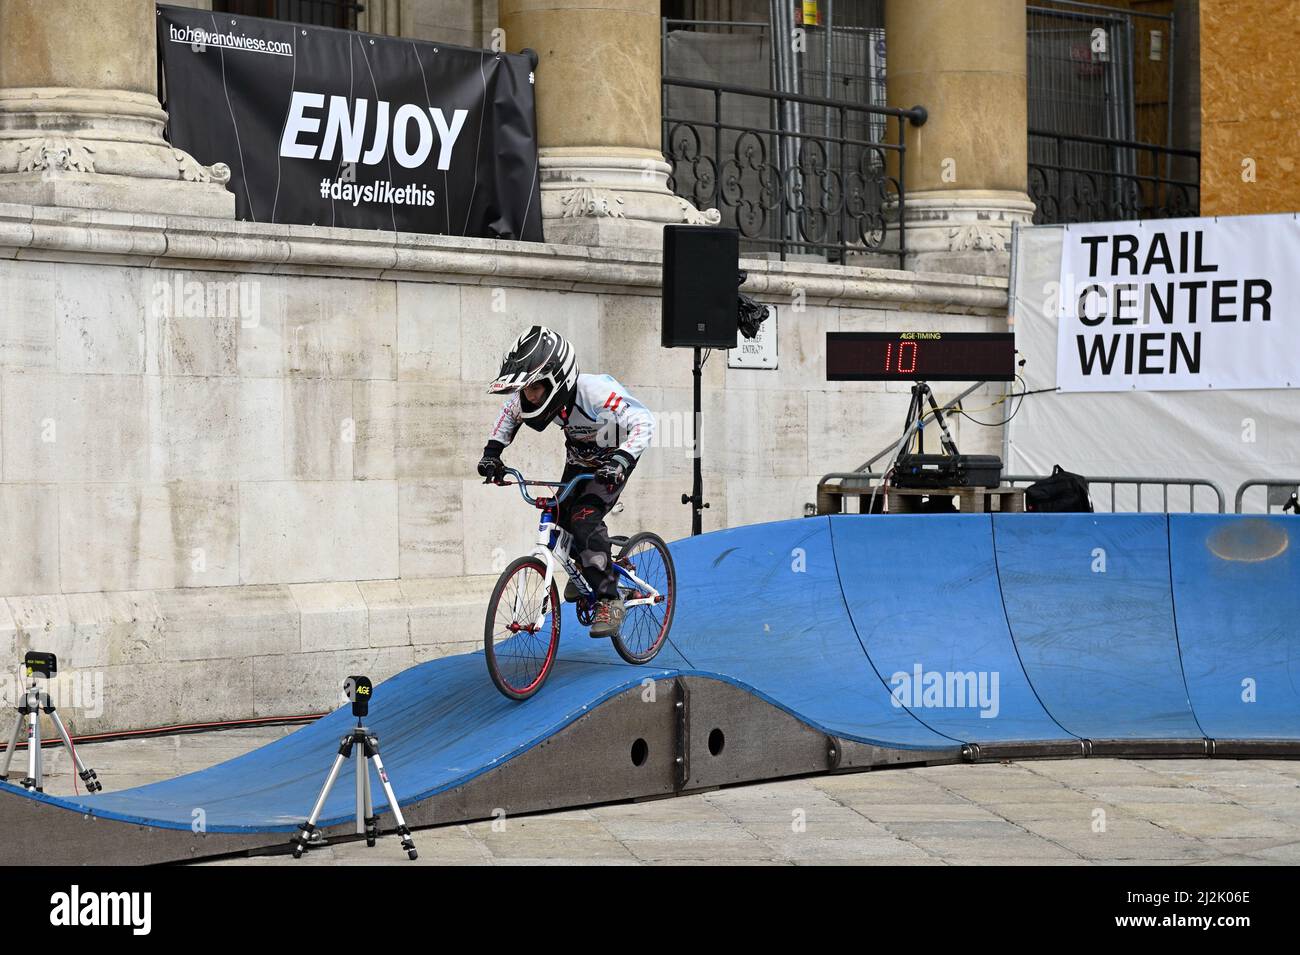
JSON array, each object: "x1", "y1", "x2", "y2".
[
  {"x1": 1008, "y1": 215, "x2": 1300, "y2": 514},
  {"x1": 1056, "y1": 215, "x2": 1300, "y2": 392}
]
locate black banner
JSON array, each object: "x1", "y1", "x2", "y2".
[{"x1": 156, "y1": 5, "x2": 543, "y2": 240}]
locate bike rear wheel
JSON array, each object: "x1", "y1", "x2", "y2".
[
  {"x1": 611, "y1": 532, "x2": 676, "y2": 665},
  {"x1": 485, "y1": 556, "x2": 561, "y2": 700}
]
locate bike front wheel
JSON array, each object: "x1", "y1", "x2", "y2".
[
  {"x1": 485, "y1": 556, "x2": 561, "y2": 700},
  {"x1": 611, "y1": 532, "x2": 676, "y2": 665}
]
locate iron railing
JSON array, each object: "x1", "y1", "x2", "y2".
[
  {"x1": 664, "y1": 4, "x2": 1196, "y2": 237},
  {"x1": 662, "y1": 76, "x2": 925, "y2": 268},
  {"x1": 1234, "y1": 480, "x2": 1300, "y2": 514},
  {"x1": 213, "y1": 0, "x2": 364, "y2": 30},
  {"x1": 1029, "y1": 130, "x2": 1199, "y2": 224}
]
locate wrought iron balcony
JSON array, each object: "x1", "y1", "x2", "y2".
[{"x1": 662, "y1": 77, "x2": 925, "y2": 269}]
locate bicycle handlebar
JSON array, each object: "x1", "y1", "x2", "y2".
[{"x1": 487, "y1": 467, "x2": 594, "y2": 507}]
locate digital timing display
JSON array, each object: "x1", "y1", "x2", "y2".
[{"x1": 825, "y1": 332, "x2": 1016, "y2": 382}]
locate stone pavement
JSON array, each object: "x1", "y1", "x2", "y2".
[{"x1": 23, "y1": 726, "x2": 1300, "y2": 866}]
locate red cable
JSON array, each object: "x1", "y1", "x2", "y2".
[{"x1": 0, "y1": 712, "x2": 327, "y2": 752}]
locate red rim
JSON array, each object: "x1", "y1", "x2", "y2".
[{"x1": 487, "y1": 560, "x2": 560, "y2": 697}]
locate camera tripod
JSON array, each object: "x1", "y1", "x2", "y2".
[
  {"x1": 895, "y1": 381, "x2": 961, "y2": 459},
  {"x1": 0, "y1": 669, "x2": 101, "y2": 794},
  {"x1": 864, "y1": 381, "x2": 965, "y2": 514},
  {"x1": 293, "y1": 719, "x2": 417, "y2": 861}
]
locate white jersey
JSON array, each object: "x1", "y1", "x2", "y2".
[{"x1": 487, "y1": 373, "x2": 655, "y2": 468}]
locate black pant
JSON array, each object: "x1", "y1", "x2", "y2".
[{"x1": 557, "y1": 460, "x2": 627, "y2": 599}]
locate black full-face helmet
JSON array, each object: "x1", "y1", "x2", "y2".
[{"x1": 488, "y1": 325, "x2": 578, "y2": 431}]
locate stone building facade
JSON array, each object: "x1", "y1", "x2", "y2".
[{"x1": 0, "y1": 0, "x2": 1043, "y2": 731}]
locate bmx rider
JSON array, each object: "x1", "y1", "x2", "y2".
[{"x1": 478, "y1": 326, "x2": 655, "y2": 638}]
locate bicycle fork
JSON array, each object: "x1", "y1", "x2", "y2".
[{"x1": 512, "y1": 512, "x2": 564, "y2": 633}]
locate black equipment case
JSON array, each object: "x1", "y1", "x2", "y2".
[{"x1": 893, "y1": 454, "x2": 1003, "y2": 490}]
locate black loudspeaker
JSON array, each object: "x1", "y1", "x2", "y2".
[{"x1": 662, "y1": 225, "x2": 739, "y2": 348}]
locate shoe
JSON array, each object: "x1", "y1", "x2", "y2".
[
  {"x1": 564, "y1": 578, "x2": 581, "y2": 603},
  {"x1": 589, "y1": 598, "x2": 625, "y2": 639}
]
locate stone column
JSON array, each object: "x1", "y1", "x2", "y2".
[
  {"x1": 0, "y1": 0, "x2": 233, "y2": 217},
  {"x1": 884, "y1": 0, "x2": 1034, "y2": 275},
  {"x1": 499, "y1": 0, "x2": 717, "y2": 249},
  {"x1": 358, "y1": 0, "x2": 404, "y2": 37}
]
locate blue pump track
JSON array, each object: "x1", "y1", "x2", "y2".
[{"x1": 2, "y1": 513, "x2": 1297, "y2": 864}]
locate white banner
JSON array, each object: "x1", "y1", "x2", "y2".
[{"x1": 1055, "y1": 214, "x2": 1300, "y2": 392}]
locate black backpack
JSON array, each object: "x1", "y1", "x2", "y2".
[{"x1": 1025, "y1": 465, "x2": 1094, "y2": 513}]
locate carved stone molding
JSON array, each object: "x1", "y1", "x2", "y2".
[
  {"x1": 16, "y1": 138, "x2": 96, "y2": 174},
  {"x1": 678, "y1": 198, "x2": 722, "y2": 226},
  {"x1": 175, "y1": 151, "x2": 231, "y2": 185},
  {"x1": 559, "y1": 187, "x2": 627, "y2": 219},
  {"x1": 538, "y1": 151, "x2": 727, "y2": 247},
  {"x1": 0, "y1": 87, "x2": 235, "y2": 217},
  {"x1": 880, "y1": 190, "x2": 1036, "y2": 276},
  {"x1": 0, "y1": 202, "x2": 1010, "y2": 314},
  {"x1": 948, "y1": 224, "x2": 1005, "y2": 252}
]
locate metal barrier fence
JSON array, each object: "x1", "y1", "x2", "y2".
[
  {"x1": 1001, "y1": 474, "x2": 1225, "y2": 514},
  {"x1": 661, "y1": 76, "x2": 925, "y2": 267},
  {"x1": 1234, "y1": 480, "x2": 1300, "y2": 514},
  {"x1": 662, "y1": 11, "x2": 887, "y2": 117},
  {"x1": 1028, "y1": 0, "x2": 1176, "y2": 148},
  {"x1": 816, "y1": 471, "x2": 1226, "y2": 514},
  {"x1": 816, "y1": 471, "x2": 887, "y2": 515}
]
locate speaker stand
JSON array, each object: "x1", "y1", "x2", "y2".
[{"x1": 680, "y1": 346, "x2": 710, "y2": 536}]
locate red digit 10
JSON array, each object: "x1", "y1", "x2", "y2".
[{"x1": 885, "y1": 342, "x2": 919, "y2": 374}]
